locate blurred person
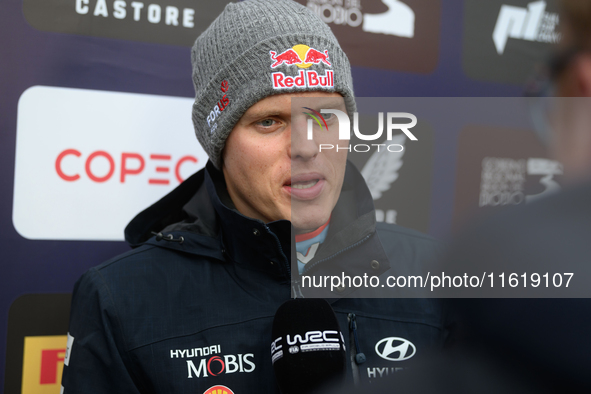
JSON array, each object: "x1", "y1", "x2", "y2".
[
  {"x1": 340, "y1": 1, "x2": 591, "y2": 393},
  {"x1": 60, "y1": 1, "x2": 448, "y2": 393},
  {"x1": 429, "y1": 0, "x2": 591, "y2": 392}
]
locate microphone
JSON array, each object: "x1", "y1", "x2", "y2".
[{"x1": 271, "y1": 298, "x2": 347, "y2": 394}]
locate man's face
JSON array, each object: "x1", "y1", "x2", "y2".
[{"x1": 222, "y1": 92, "x2": 348, "y2": 233}]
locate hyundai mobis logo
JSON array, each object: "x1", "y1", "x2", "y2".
[
  {"x1": 22, "y1": 0, "x2": 231, "y2": 46},
  {"x1": 14, "y1": 86, "x2": 206, "y2": 241},
  {"x1": 295, "y1": 0, "x2": 440, "y2": 72},
  {"x1": 463, "y1": 0, "x2": 560, "y2": 84},
  {"x1": 169, "y1": 344, "x2": 256, "y2": 379}
]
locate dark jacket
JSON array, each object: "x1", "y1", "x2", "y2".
[{"x1": 62, "y1": 162, "x2": 449, "y2": 393}]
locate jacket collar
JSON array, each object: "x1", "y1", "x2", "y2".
[
  {"x1": 205, "y1": 162, "x2": 292, "y2": 277},
  {"x1": 125, "y1": 160, "x2": 391, "y2": 281}
]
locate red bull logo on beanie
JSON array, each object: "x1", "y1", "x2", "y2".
[
  {"x1": 270, "y1": 44, "x2": 334, "y2": 90},
  {"x1": 272, "y1": 69, "x2": 334, "y2": 90},
  {"x1": 270, "y1": 44, "x2": 332, "y2": 68}
]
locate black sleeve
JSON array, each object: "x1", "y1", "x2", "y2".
[{"x1": 61, "y1": 268, "x2": 143, "y2": 393}]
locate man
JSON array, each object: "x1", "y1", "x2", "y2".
[{"x1": 61, "y1": 0, "x2": 447, "y2": 392}]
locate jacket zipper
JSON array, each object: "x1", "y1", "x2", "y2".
[
  {"x1": 263, "y1": 224, "x2": 290, "y2": 275},
  {"x1": 348, "y1": 313, "x2": 366, "y2": 386}
]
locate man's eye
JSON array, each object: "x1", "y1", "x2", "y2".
[
  {"x1": 321, "y1": 113, "x2": 333, "y2": 120},
  {"x1": 258, "y1": 119, "x2": 275, "y2": 127}
]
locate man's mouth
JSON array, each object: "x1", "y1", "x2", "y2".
[
  {"x1": 285, "y1": 173, "x2": 325, "y2": 200},
  {"x1": 291, "y1": 179, "x2": 320, "y2": 189}
]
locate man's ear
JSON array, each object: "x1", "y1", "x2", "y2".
[{"x1": 573, "y1": 54, "x2": 591, "y2": 97}]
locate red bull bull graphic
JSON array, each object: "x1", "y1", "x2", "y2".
[
  {"x1": 304, "y1": 48, "x2": 331, "y2": 66},
  {"x1": 270, "y1": 48, "x2": 303, "y2": 68},
  {"x1": 269, "y1": 44, "x2": 332, "y2": 69}
]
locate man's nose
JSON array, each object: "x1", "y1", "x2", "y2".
[{"x1": 289, "y1": 116, "x2": 319, "y2": 161}]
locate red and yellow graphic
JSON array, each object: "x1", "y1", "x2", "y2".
[
  {"x1": 21, "y1": 335, "x2": 68, "y2": 394},
  {"x1": 204, "y1": 385, "x2": 235, "y2": 394},
  {"x1": 269, "y1": 44, "x2": 331, "y2": 69}
]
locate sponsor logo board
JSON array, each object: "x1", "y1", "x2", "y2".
[
  {"x1": 5, "y1": 294, "x2": 71, "y2": 394},
  {"x1": 23, "y1": 0, "x2": 232, "y2": 46},
  {"x1": 14, "y1": 86, "x2": 206, "y2": 241},
  {"x1": 492, "y1": 0, "x2": 560, "y2": 55},
  {"x1": 453, "y1": 124, "x2": 563, "y2": 230},
  {"x1": 463, "y1": 0, "x2": 560, "y2": 84},
  {"x1": 295, "y1": 0, "x2": 440, "y2": 72},
  {"x1": 21, "y1": 336, "x2": 68, "y2": 394}
]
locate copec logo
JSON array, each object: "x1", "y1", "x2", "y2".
[
  {"x1": 55, "y1": 150, "x2": 198, "y2": 185},
  {"x1": 14, "y1": 86, "x2": 206, "y2": 241},
  {"x1": 304, "y1": 108, "x2": 417, "y2": 152},
  {"x1": 271, "y1": 44, "x2": 334, "y2": 90}
]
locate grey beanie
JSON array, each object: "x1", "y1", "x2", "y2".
[{"x1": 191, "y1": 0, "x2": 356, "y2": 169}]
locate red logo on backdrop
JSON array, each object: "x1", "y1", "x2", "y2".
[
  {"x1": 40, "y1": 349, "x2": 65, "y2": 384},
  {"x1": 55, "y1": 150, "x2": 198, "y2": 185},
  {"x1": 204, "y1": 385, "x2": 234, "y2": 394}
]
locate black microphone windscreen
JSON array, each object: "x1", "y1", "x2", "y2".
[{"x1": 271, "y1": 298, "x2": 346, "y2": 394}]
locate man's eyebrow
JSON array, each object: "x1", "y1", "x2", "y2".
[{"x1": 241, "y1": 110, "x2": 283, "y2": 121}]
